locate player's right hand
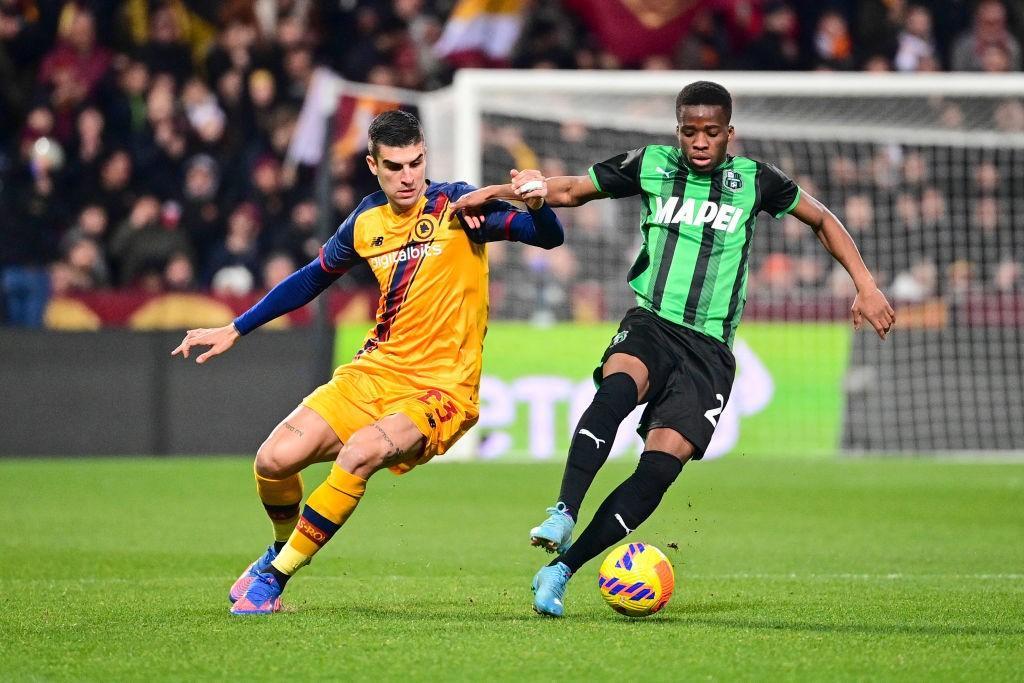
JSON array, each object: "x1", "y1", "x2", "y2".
[
  {"x1": 852, "y1": 287, "x2": 895, "y2": 340},
  {"x1": 171, "y1": 324, "x2": 240, "y2": 364},
  {"x1": 511, "y1": 168, "x2": 545, "y2": 197},
  {"x1": 510, "y1": 169, "x2": 547, "y2": 209}
]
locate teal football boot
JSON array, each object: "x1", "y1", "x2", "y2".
[
  {"x1": 529, "y1": 502, "x2": 575, "y2": 554},
  {"x1": 532, "y1": 561, "x2": 572, "y2": 617}
]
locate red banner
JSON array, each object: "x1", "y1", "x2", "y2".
[
  {"x1": 562, "y1": 0, "x2": 703, "y2": 65},
  {"x1": 44, "y1": 289, "x2": 378, "y2": 330}
]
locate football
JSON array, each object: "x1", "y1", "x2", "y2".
[{"x1": 598, "y1": 542, "x2": 675, "y2": 617}]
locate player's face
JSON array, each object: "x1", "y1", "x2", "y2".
[
  {"x1": 676, "y1": 105, "x2": 733, "y2": 174},
  {"x1": 367, "y1": 141, "x2": 427, "y2": 212}
]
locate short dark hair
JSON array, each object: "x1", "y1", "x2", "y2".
[
  {"x1": 675, "y1": 81, "x2": 732, "y2": 123},
  {"x1": 368, "y1": 109, "x2": 424, "y2": 158}
]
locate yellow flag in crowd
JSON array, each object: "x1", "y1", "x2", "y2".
[{"x1": 434, "y1": 0, "x2": 527, "y2": 65}]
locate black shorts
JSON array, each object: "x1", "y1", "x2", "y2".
[{"x1": 594, "y1": 307, "x2": 736, "y2": 459}]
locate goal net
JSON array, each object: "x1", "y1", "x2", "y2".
[{"x1": 449, "y1": 70, "x2": 1024, "y2": 456}]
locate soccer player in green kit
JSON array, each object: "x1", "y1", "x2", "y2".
[{"x1": 452, "y1": 81, "x2": 895, "y2": 616}]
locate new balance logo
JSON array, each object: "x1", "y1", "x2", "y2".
[
  {"x1": 653, "y1": 196, "x2": 745, "y2": 233},
  {"x1": 371, "y1": 235, "x2": 384, "y2": 247},
  {"x1": 578, "y1": 429, "x2": 606, "y2": 449},
  {"x1": 704, "y1": 393, "x2": 725, "y2": 427}
]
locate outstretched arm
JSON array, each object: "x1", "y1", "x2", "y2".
[
  {"x1": 791, "y1": 192, "x2": 896, "y2": 339},
  {"x1": 449, "y1": 175, "x2": 563, "y2": 249},
  {"x1": 232, "y1": 256, "x2": 341, "y2": 334},
  {"x1": 174, "y1": 199, "x2": 367, "y2": 363},
  {"x1": 514, "y1": 171, "x2": 606, "y2": 208},
  {"x1": 453, "y1": 148, "x2": 643, "y2": 213},
  {"x1": 171, "y1": 257, "x2": 341, "y2": 363},
  {"x1": 450, "y1": 169, "x2": 607, "y2": 212}
]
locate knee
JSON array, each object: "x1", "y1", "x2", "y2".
[
  {"x1": 336, "y1": 439, "x2": 384, "y2": 477},
  {"x1": 637, "y1": 450, "x2": 685, "y2": 488},
  {"x1": 604, "y1": 354, "x2": 649, "y2": 400},
  {"x1": 594, "y1": 372, "x2": 641, "y2": 411},
  {"x1": 672, "y1": 443, "x2": 695, "y2": 464},
  {"x1": 643, "y1": 428, "x2": 695, "y2": 464},
  {"x1": 255, "y1": 439, "x2": 298, "y2": 479}
]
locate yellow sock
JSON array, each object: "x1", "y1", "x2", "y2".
[
  {"x1": 272, "y1": 465, "x2": 367, "y2": 575},
  {"x1": 254, "y1": 462, "x2": 303, "y2": 543}
]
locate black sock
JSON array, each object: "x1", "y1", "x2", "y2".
[
  {"x1": 557, "y1": 373, "x2": 638, "y2": 520},
  {"x1": 267, "y1": 564, "x2": 291, "y2": 588},
  {"x1": 554, "y1": 451, "x2": 683, "y2": 573},
  {"x1": 273, "y1": 540, "x2": 286, "y2": 553}
]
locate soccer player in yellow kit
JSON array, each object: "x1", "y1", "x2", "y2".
[{"x1": 172, "y1": 110, "x2": 564, "y2": 615}]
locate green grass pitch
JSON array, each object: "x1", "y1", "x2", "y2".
[{"x1": 1, "y1": 457, "x2": 1022, "y2": 680}]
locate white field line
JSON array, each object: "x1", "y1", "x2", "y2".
[{"x1": 682, "y1": 573, "x2": 1024, "y2": 581}]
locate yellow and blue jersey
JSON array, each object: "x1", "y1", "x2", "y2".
[{"x1": 318, "y1": 181, "x2": 561, "y2": 404}]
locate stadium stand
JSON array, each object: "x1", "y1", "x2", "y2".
[{"x1": 1, "y1": 0, "x2": 1022, "y2": 327}]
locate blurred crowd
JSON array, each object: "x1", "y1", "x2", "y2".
[
  {"x1": 2, "y1": 0, "x2": 1023, "y2": 326},
  {"x1": 759, "y1": 146, "x2": 1024, "y2": 303},
  {"x1": 520, "y1": 0, "x2": 1024, "y2": 73}
]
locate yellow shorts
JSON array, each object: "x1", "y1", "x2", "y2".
[{"x1": 302, "y1": 364, "x2": 479, "y2": 474}]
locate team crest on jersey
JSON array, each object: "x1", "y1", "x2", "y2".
[
  {"x1": 724, "y1": 170, "x2": 743, "y2": 191},
  {"x1": 414, "y1": 217, "x2": 436, "y2": 241},
  {"x1": 612, "y1": 331, "x2": 628, "y2": 346}
]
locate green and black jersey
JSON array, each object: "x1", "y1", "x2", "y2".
[{"x1": 589, "y1": 145, "x2": 801, "y2": 347}]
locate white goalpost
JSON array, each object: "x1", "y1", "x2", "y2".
[{"x1": 451, "y1": 70, "x2": 1024, "y2": 186}]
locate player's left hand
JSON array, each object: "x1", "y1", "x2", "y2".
[{"x1": 852, "y1": 287, "x2": 895, "y2": 340}]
